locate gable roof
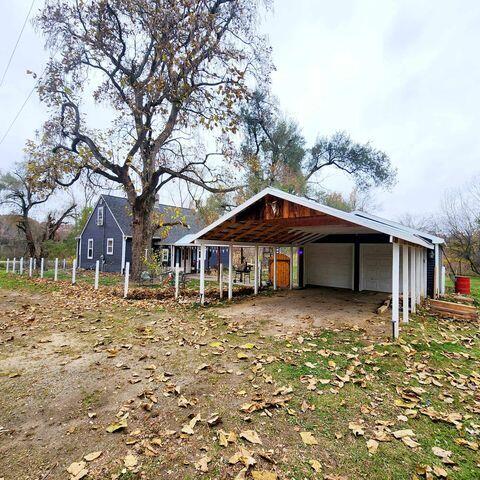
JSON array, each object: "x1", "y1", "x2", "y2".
[
  {"x1": 183, "y1": 187, "x2": 442, "y2": 249},
  {"x1": 99, "y1": 194, "x2": 204, "y2": 243}
]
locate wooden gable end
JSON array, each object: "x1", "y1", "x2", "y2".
[{"x1": 202, "y1": 194, "x2": 356, "y2": 244}]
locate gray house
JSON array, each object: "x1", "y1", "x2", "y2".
[{"x1": 76, "y1": 194, "x2": 225, "y2": 273}]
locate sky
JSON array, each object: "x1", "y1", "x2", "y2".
[{"x1": 1, "y1": 0, "x2": 480, "y2": 218}]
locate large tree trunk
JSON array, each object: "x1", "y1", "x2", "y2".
[
  {"x1": 19, "y1": 215, "x2": 39, "y2": 259},
  {"x1": 131, "y1": 196, "x2": 156, "y2": 280}
]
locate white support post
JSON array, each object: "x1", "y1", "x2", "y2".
[
  {"x1": 228, "y1": 245, "x2": 233, "y2": 300},
  {"x1": 6, "y1": 258, "x2": 9, "y2": 273},
  {"x1": 63, "y1": 258, "x2": 66, "y2": 270},
  {"x1": 410, "y1": 247, "x2": 416, "y2": 313},
  {"x1": 392, "y1": 242, "x2": 400, "y2": 339},
  {"x1": 289, "y1": 246, "x2": 294, "y2": 290},
  {"x1": 72, "y1": 259, "x2": 77, "y2": 284},
  {"x1": 219, "y1": 263, "x2": 223, "y2": 299},
  {"x1": 94, "y1": 260, "x2": 100, "y2": 290},
  {"x1": 54, "y1": 258, "x2": 58, "y2": 281},
  {"x1": 199, "y1": 244, "x2": 206, "y2": 305},
  {"x1": 29, "y1": 257, "x2": 33, "y2": 278},
  {"x1": 40, "y1": 258, "x2": 44, "y2": 278},
  {"x1": 19, "y1": 257, "x2": 24, "y2": 275},
  {"x1": 402, "y1": 245, "x2": 409, "y2": 324},
  {"x1": 33, "y1": 257, "x2": 37, "y2": 271},
  {"x1": 175, "y1": 262, "x2": 180, "y2": 300},
  {"x1": 12, "y1": 257, "x2": 16, "y2": 274},
  {"x1": 273, "y1": 247, "x2": 277, "y2": 291},
  {"x1": 433, "y1": 244, "x2": 439, "y2": 298},
  {"x1": 254, "y1": 246, "x2": 259, "y2": 295},
  {"x1": 415, "y1": 248, "x2": 421, "y2": 305},
  {"x1": 123, "y1": 262, "x2": 130, "y2": 298}
]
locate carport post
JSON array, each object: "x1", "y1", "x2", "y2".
[
  {"x1": 199, "y1": 244, "x2": 206, "y2": 305},
  {"x1": 228, "y1": 245, "x2": 233, "y2": 300},
  {"x1": 392, "y1": 242, "x2": 400, "y2": 339},
  {"x1": 29, "y1": 257, "x2": 33, "y2": 278},
  {"x1": 254, "y1": 246, "x2": 259, "y2": 295},
  {"x1": 219, "y1": 263, "x2": 223, "y2": 299},
  {"x1": 415, "y1": 248, "x2": 421, "y2": 305},
  {"x1": 402, "y1": 245, "x2": 409, "y2": 324},
  {"x1": 273, "y1": 247, "x2": 277, "y2": 291},
  {"x1": 289, "y1": 246, "x2": 294, "y2": 290},
  {"x1": 410, "y1": 247, "x2": 416, "y2": 313}
]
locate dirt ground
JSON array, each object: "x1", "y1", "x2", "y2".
[
  {"x1": 2, "y1": 280, "x2": 479, "y2": 480},
  {"x1": 219, "y1": 287, "x2": 389, "y2": 337}
]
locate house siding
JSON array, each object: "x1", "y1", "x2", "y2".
[{"x1": 79, "y1": 198, "x2": 124, "y2": 272}]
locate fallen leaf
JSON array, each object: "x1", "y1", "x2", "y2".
[
  {"x1": 309, "y1": 459, "x2": 322, "y2": 472},
  {"x1": 124, "y1": 453, "x2": 138, "y2": 468},
  {"x1": 240, "y1": 429, "x2": 262, "y2": 445},
  {"x1": 251, "y1": 471, "x2": 277, "y2": 480},
  {"x1": 194, "y1": 455, "x2": 211, "y2": 472},
  {"x1": 348, "y1": 422, "x2": 365, "y2": 436},
  {"x1": 84, "y1": 451, "x2": 102, "y2": 462},
  {"x1": 300, "y1": 431, "x2": 318, "y2": 445},
  {"x1": 106, "y1": 418, "x2": 127, "y2": 433},
  {"x1": 366, "y1": 439, "x2": 379, "y2": 454},
  {"x1": 67, "y1": 461, "x2": 86, "y2": 476},
  {"x1": 392, "y1": 429, "x2": 415, "y2": 439},
  {"x1": 402, "y1": 436, "x2": 420, "y2": 448}
]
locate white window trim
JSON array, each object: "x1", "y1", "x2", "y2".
[
  {"x1": 87, "y1": 239, "x2": 94, "y2": 259},
  {"x1": 106, "y1": 238, "x2": 114, "y2": 255},
  {"x1": 97, "y1": 206, "x2": 104, "y2": 226}
]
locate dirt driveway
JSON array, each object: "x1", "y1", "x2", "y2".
[{"x1": 218, "y1": 287, "x2": 389, "y2": 337}]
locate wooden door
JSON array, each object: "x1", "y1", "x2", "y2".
[{"x1": 268, "y1": 253, "x2": 290, "y2": 288}]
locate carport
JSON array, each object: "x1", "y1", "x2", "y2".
[{"x1": 183, "y1": 188, "x2": 444, "y2": 339}]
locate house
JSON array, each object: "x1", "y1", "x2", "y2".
[
  {"x1": 76, "y1": 194, "x2": 228, "y2": 273},
  {"x1": 183, "y1": 187, "x2": 444, "y2": 339}
]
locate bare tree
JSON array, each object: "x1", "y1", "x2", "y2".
[
  {"x1": 33, "y1": 0, "x2": 271, "y2": 277},
  {"x1": 0, "y1": 163, "x2": 75, "y2": 259},
  {"x1": 440, "y1": 178, "x2": 480, "y2": 274}
]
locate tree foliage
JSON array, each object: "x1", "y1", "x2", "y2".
[{"x1": 237, "y1": 89, "x2": 396, "y2": 203}]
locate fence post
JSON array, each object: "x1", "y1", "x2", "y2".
[
  {"x1": 63, "y1": 258, "x2": 66, "y2": 270},
  {"x1": 94, "y1": 260, "x2": 100, "y2": 290},
  {"x1": 124, "y1": 262, "x2": 130, "y2": 298},
  {"x1": 175, "y1": 263, "x2": 180, "y2": 299},
  {"x1": 6, "y1": 258, "x2": 9, "y2": 273},
  {"x1": 54, "y1": 258, "x2": 59, "y2": 281},
  {"x1": 12, "y1": 257, "x2": 16, "y2": 274},
  {"x1": 33, "y1": 257, "x2": 37, "y2": 271},
  {"x1": 72, "y1": 259, "x2": 77, "y2": 284},
  {"x1": 219, "y1": 263, "x2": 223, "y2": 299},
  {"x1": 19, "y1": 257, "x2": 24, "y2": 275},
  {"x1": 40, "y1": 258, "x2": 44, "y2": 278},
  {"x1": 29, "y1": 258, "x2": 33, "y2": 277}
]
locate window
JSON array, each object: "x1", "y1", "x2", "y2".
[
  {"x1": 87, "y1": 239, "x2": 94, "y2": 259},
  {"x1": 161, "y1": 248, "x2": 169, "y2": 263},
  {"x1": 97, "y1": 206, "x2": 104, "y2": 226},
  {"x1": 106, "y1": 238, "x2": 114, "y2": 255}
]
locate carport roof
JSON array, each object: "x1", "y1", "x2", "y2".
[{"x1": 180, "y1": 188, "x2": 441, "y2": 249}]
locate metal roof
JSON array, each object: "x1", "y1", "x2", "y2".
[{"x1": 185, "y1": 187, "x2": 440, "y2": 249}]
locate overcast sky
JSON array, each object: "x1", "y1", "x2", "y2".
[{"x1": 1, "y1": 0, "x2": 479, "y2": 218}]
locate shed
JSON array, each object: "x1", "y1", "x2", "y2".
[{"x1": 184, "y1": 187, "x2": 444, "y2": 339}]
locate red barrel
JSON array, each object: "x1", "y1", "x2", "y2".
[{"x1": 455, "y1": 276, "x2": 471, "y2": 295}]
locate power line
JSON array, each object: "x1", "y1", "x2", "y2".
[
  {"x1": 0, "y1": 0, "x2": 37, "y2": 88},
  {"x1": 0, "y1": 85, "x2": 36, "y2": 145}
]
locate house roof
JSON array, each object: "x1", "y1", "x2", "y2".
[
  {"x1": 101, "y1": 194, "x2": 204, "y2": 244},
  {"x1": 182, "y1": 187, "x2": 442, "y2": 249}
]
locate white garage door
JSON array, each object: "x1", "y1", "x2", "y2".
[
  {"x1": 361, "y1": 244, "x2": 392, "y2": 292},
  {"x1": 306, "y1": 244, "x2": 353, "y2": 289}
]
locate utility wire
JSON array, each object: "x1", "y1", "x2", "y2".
[
  {"x1": 0, "y1": 0, "x2": 37, "y2": 88},
  {"x1": 0, "y1": 85, "x2": 36, "y2": 145}
]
